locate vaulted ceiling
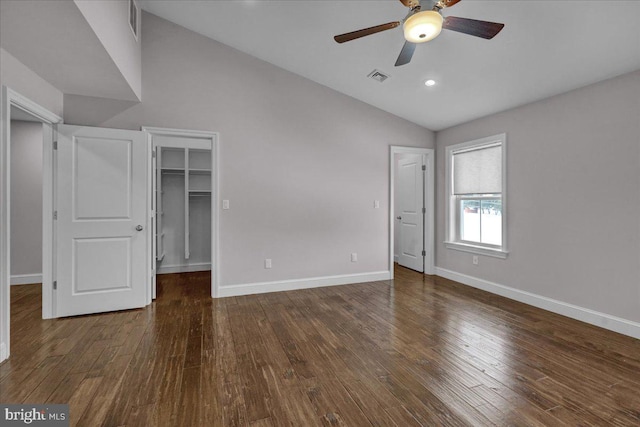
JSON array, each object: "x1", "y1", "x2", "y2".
[{"x1": 139, "y1": 0, "x2": 640, "y2": 130}]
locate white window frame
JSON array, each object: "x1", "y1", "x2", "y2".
[{"x1": 444, "y1": 133, "x2": 508, "y2": 259}]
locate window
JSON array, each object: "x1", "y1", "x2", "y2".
[{"x1": 445, "y1": 133, "x2": 507, "y2": 258}]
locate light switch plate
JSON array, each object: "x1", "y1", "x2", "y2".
[{"x1": 222, "y1": 200, "x2": 230, "y2": 210}]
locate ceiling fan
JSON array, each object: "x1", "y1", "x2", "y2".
[{"x1": 334, "y1": 0, "x2": 505, "y2": 66}]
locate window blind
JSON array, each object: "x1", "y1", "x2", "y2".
[{"x1": 453, "y1": 144, "x2": 502, "y2": 195}]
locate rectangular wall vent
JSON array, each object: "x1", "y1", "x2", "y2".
[{"x1": 367, "y1": 69, "x2": 390, "y2": 83}]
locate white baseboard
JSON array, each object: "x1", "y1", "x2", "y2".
[
  {"x1": 0, "y1": 342, "x2": 7, "y2": 363},
  {"x1": 435, "y1": 267, "x2": 640, "y2": 340},
  {"x1": 10, "y1": 274, "x2": 42, "y2": 285},
  {"x1": 218, "y1": 271, "x2": 392, "y2": 298},
  {"x1": 157, "y1": 263, "x2": 211, "y2": 275}
]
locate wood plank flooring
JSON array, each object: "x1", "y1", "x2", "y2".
[{"x1": 1, "y1": 267, "x2": 639, "y2": 426}]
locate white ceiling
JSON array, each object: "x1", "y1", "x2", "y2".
[{"x1": 139, "y1": 0, "x2": 640, "y2": 131}]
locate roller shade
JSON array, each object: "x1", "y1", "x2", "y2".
[{"x1": 453, "y1": 144, "x2": 502, "y2": 195}]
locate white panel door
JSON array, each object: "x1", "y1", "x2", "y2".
[
  {"x1": 397, "y1": 155, "x2": 424, "y2": 272},
  {"x1": 56, "y1": 125, "x2": 147, "y2": 317}
]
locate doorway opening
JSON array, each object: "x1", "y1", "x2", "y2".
[
  {"x1": 1, "y1": 87, "x2": 62, "y2": 362},
  {"x1": 389, "y1": 146, "x2": 434, "y2": 278},
  {"x1": 144, "y1": 127, "x2": 219, "y2": 301},
  {"x1": 10, "y1": 115, "x2": 43, "y2": 286}
]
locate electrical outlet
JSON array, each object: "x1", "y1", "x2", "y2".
[
  {"x1": 472, "y1": 255, "x2": 479, "y2": 265},
  {"x1": 351, "y1": 253, "x2": 358, "y2": 262},
  {"x1": 265, "y1": 259, "x2": 272, "y2": 269}
]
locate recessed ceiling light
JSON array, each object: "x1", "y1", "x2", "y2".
[{"x1": 425, "y1": 79, "x2": 436, "y2": 87}]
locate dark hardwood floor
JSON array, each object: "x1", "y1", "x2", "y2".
[{"x1": 1, "y1": 267, "x2": 639, "y2": 426}]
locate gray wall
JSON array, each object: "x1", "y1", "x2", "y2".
[
  {"x1": 0, "y1": 48, "x2": 64, "y2": 117},
  {"x1": 10, "y1": 121, "x2": 43, "y2": 280},
  {"x1": 435, "y1": 70, "x2": 640, "y2": 323},
  {"x1": 65, "y1": 12, "x2": 435, "y2": 286},
  {"x1": 74, "y1": 0, "x2": 142, "y2": 100}
]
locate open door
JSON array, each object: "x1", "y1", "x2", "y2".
[
  {"x1": 55, "y1": 125, "x2": 148, "y2": 317},
  {"x1": 397, "y1": 154, "x2": 425, "y2": 272}
]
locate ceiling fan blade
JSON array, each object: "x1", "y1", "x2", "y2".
[
  {"x1": 443, "y1": 16, "x2": 505, "y2": 39},
  {"x1": 398, "y1": 0, "x2": 420, "y2": 8},
  {"x1": 441, "y1": 0, "x2": 462, "y2": 8},
  {"x1": 334, "y1": 21, "x2": 401, "y2": 43},
  {"x1": 395, "y1": 41, "x2": 416, "y2": 66}
]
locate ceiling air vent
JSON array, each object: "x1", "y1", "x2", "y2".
[{"x1": 367, "y1": 69, "x2": 390, "y2": 83}]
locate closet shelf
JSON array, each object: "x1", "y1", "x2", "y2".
[
  {"x1": 189, "y1": 190, "x2": 212, "y2": 197},
  {"x1": 161, "y1": 168, "x2": 185, "y2": 175}
]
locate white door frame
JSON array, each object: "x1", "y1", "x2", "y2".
[
  {"x1": 389, "y1": 146, "x2": 435, "y2": 278},
  {"x1": 142, "y1": 127, "x2": 220, "y2": 298},
  {"x1": 1, "y1": 86, "x2": 62, "y2": 362}
]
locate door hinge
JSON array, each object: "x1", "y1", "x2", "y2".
[
  {"x1": 422, "y1": 165, "x2": 426, "y2": 171},
  {"x1": 152, "y1": 150, "x2": 157, "y2": 158},
  {"x1": 53, "y1": 140, "x2": 58, "y2": 150},
  {"x1": 422, "y1": 207, "x2": 426, "y2": 214},
  {"x1": 53, "y1": 211, "x2": 58, "y2": 220},
  {"x1": 53, "y1": 281, "x2": 57, "y2": 290},
  {"x1": 422, "y1": 250, "x2": 426, "y2": 257}
]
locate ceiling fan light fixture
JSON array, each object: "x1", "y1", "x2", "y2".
[{"x1": 403, "y1": 11, "x2": 443, "y2": 43}]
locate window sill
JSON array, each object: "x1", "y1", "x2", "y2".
[{"x1": 444, "y1": 241, "x2": 509, "y2": 259}]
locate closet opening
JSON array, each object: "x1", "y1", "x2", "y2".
[{"x1": 145, "y1": 127, "x2": 219, "y2": 300}]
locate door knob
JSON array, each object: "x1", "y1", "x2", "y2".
[
  {"x1": 136, "y1": 225, "x2": 144, "y2": 231},
  {"x1": 396, "y1": 216, "x2": 402, "y2": 220}
]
